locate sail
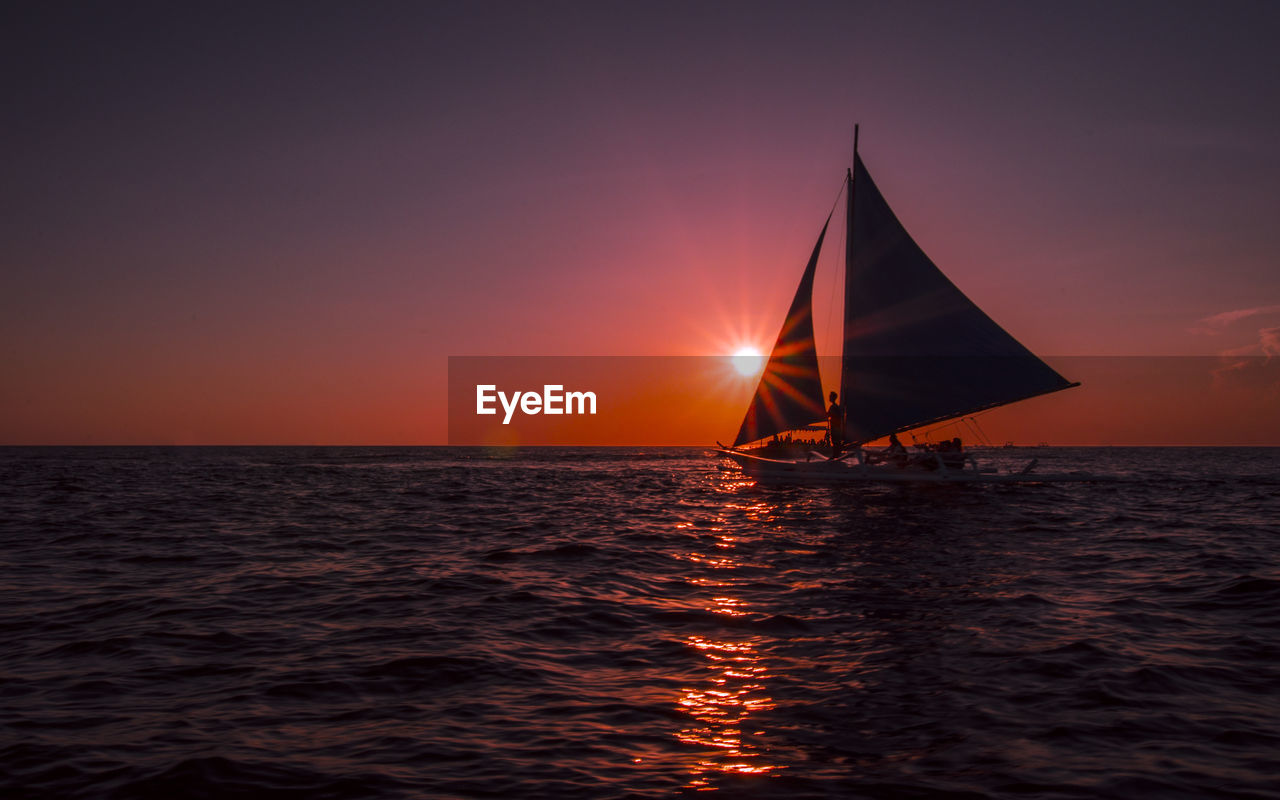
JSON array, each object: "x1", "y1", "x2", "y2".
[
  {"x1": 733, "y1": 219, "x2": 831, "y2": 447},
  {"x1": 839, "y1": 155, "x2": 1075, "y2": 444}
]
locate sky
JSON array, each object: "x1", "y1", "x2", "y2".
[{"x1": 3, "y1": 1, "x2": 1279, "y2": 444}]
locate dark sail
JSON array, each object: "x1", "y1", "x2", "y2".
[
  {"x1": 733, "y1": 219, "x2": 831, "y2": 447},
  {"x1": 839, "y1": 155, "x2": 1075, "y2": 444}
]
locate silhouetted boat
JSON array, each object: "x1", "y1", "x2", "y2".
[{"x1": 717, "y1": 129, "x2": 1088, "y2": 483}]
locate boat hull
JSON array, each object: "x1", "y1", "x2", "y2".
[{"x1": 714, "y1": 448, "x2": 1104, "y2": 484}]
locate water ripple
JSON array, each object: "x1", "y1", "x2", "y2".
[{"x1": 0, "y1": 446, "x2": 1278, "y2": 798}]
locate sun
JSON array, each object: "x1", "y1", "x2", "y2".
[{"x1": 731, "y1": 346, "x2": 765, "y2": 377}]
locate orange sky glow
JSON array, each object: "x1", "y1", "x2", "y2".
[{"x1": 445, "y1": 357, "x2": 1280, "y2": 448}]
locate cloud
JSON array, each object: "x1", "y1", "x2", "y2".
[
  {"x1": 1259, "y1": 326, "x2": 1280, "y2": 357},
  {"x1": 1192, "y1": 304, "x2": 1280, "y2": 334},
  {"x1": 1210, "y1": 325, "x2": 1280, "y2": 391},
  {"x1": 1225, "y1": 324, "x2": 1280, "y2": 358},
  {"x1": 1195, "y1": 307, "x2": 1280, "y2": 387},
  {"x1": 1215, "y1": 325, "x2": 1280, "y2": 359}
]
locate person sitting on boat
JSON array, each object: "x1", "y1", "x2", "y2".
[
  {"x1": 886, "y1": 433, "x2": 910, "y2": 466},
  {"x1": 867, "y1": 432, "x2": 908, "y2": 466},
  {"x1": 827, "y1": 391, "x2": 844, "y2": 457}
]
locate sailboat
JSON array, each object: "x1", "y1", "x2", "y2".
[{"x1": 717, "y1": 129, "x2": 1087, "y2": 483}]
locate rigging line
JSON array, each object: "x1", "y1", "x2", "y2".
[
  {"x1": 967, "y1": 414, "x2": 988, "y2": 445},
  {"x1": 824, "y1": 231, "x2": 841, "y2": 369},
  {"x1": 956, "y1": 409, "x2": 996, "y2": 447},
  {"x1": 962, "y1": 417, "x2": 985, "y2": 447},
  {"x1": 918, "y1": 417, "x2": 966, "y2": 442},
  {"x1": 969, "y1": 415, "x2": 995, "y2": 447},
  {"x1": 822, "y1": 177, "x2": 846, "y2": 381},
  {"x1": 825, "y1": 175, "x2": 846, "y2": 220}
]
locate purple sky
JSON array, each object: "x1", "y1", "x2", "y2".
[{"x1": 3, "y1": 1, "x2": 1279, "y2": 443}]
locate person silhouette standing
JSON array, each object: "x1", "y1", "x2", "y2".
[{"x1": 827, "y1": 391, "x2": 844, "y2": 457}]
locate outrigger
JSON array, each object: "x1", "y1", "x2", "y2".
[{"x1": 716, "y1": 442, "x2": 1097, "y2": 484}]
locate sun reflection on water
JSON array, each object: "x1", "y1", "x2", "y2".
[
  {"x1": 672, "y1": 497, "x2": 785, "y2": 788},
  {"x1": 675, "y1": 630, "x2": 779, "y2": 782}
]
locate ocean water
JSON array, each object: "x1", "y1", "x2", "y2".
[{"x1": 1, "y1": 446, "x2": 1277, "y2": 799}]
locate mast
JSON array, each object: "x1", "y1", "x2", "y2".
[
  {"x1": 847, "y1": 124, "x2": 858, "y2": 252},
  {"x1": 840, "y1": 125, "x2": 858, "y2": 423}
]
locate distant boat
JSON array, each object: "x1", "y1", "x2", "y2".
[{"x1": 717, "y1": 129, "x2": 1087, "y2": 483}]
